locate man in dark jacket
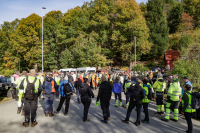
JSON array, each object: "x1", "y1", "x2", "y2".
[
  {"x1": 96, "y1": 76, "x2": 112, "y2": 123},
  {"x1": 75, "y1": 76, "x2": 82, "y2": 103},
  {"x1": 122, "y1": 84, "x2": 144, "y2": 126},
  {"x1": 79, "y1": 78, "x2": 94, "y2": 122},
  {"x1": 42, "y1": 73, "x2": 58, "y2": 117}
]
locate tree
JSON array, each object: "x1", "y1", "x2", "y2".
[
  {"x1": 60, "y1": 34, "x2": 111, "y2": 68},
  {"x1": 43, "y1": 10, "x2": 64, "y2": 71},
  {"x1": 144, "y1": 0, "x2": 169, "y2": 60},
  {"x1": 177, "y1": 12, "x2": 194, "y2": 32},
  {"x1": 112, "y1": 0, "x2": 152, "y2": 64},
  {"x1": 167, "y1": 2, "x2": 184, "y2": 34},
  {"x1": 183, "y1": 0, "x2": 200, "y2": 28}
]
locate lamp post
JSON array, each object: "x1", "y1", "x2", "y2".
[{"x1": 42, "y1": 7, "x2": 46, "y2": 74}]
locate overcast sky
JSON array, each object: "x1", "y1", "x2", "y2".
[{"x1": 0, "y1": 0, "x2": 148, "y2": 25}]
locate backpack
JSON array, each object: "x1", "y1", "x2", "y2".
[
  {"x1": 131, "y1": 87, "x2": 140, "y2": 102},
  {"x1": 44, "y1": 79, "x2": 52, "y2": 95},
  {"x1": 25, "y1": 77, "x2": 37, "y2": 100},
  {"x1": 63, "y1": 83, "x2": 72, "y2": 96},
  {"x1": 79, "y1": 84, "x2": 87, "y2": 95},
  {"x1": 191, "y1": 92, "x2": 200, "y2": 109},
  {"x1": 147, "y1": 87, "x2": 152, "y2": 100}
]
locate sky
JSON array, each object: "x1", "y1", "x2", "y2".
[{"x1": 0, "y1": 0, "x2": 148, "y2": 25}]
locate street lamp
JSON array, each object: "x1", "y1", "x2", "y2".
[{"x1": 42, "y1": 7, "x2": 46, "y2": 74}]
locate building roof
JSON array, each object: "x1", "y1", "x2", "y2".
[{"x1": 164, "y1": 50, "x2": 180, "y2": 61}]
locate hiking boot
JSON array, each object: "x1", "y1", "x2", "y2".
[
  {"x1": 21, "y1": 110, "x2": 25, "y2": 115},
  {"x1": 83, "y1": 119, "x2": 90, "y2": 122},
  {"x1": 31, "y1": 121, "x2": 38, "y2": 127},
  {"x1": 54, "y1": 111, "x2": 59, "y2": 114},
  {"x1": 64, "y1": 113, "x2": 67, "y2": 116},
  {"x1": 186, "y1": 130, "x2": 192, "y2": 133},
  {"x1": 45, "y1": 113, "x2": 49, "y2": 117},
  {"x1": 134, "y1": 122, "x2": 140, "y2": 126},
  {"x1": 115, "y1": 105, "x2": 118, "y2": 107},
  {"x1": 17, "y1": 107, "x2": 21, "y2": 114},
  {"x1": 22, "y1": 122, "x2": 29, "y2": 127},
  {"x1": 170, "y1": 118, "x2": 178, "y2": 122},
  {"x1": 161, "y1": 118, "x2": 169, "y2": 122},
  {"x1": 122, "y1": 120, "x2": 129, "y2": 124},
  {"x1": 142, "y1": 120, "x2": 149, "y2": 123},
  {"x1": 101, "y1": 120, "x2": 108, "y2": 123},
  {"x1": 49, "y1": 113, "x2": 54, "y2": 117}
]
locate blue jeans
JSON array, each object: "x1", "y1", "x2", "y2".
[{"x1": 45, "y1": 93, "x2": 54, "y2": 113}]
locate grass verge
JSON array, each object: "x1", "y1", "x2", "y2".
[{"x1": 0, "y1": 97, "x2": 12, "y2": 103}]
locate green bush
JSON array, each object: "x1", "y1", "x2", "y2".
[
  {"x1": 145, "y1": 62, "x2": 157, "y2": 68},
  {"x1": 132, "y1": 64, "x2": 149, "y2": 72}
]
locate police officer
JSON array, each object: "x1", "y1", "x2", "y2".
[
  {"x1": 16, "y1": 71, "x2": 27, "y2": 115},
  {"x1": 19, "y1": 69, "x2": 42, "y2": 127},
  {"x1": 181, "y1": 84, "x2": 196, "y2": 133},
  {"x1": 161, "y1": 75, "x2": 181, "y2": 122},
  {"x1": 153, "y1": 74, "x2": 166, "y2": 115}
]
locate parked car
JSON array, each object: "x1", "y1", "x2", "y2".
[{"x1": 0, "y1": 77, "x2": 11, "y2": 97}]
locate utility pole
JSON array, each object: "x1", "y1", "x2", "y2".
[
  {"x1": 130, "y1": 34, "x2": 132, "y2": 72},
  {"x1": 42, "y1": 7, "x2": 46, "y2": 74},
  {"x1": 134, "y1": 36, "x2": 136, "y2": 66}
]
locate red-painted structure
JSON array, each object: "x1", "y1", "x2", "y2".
[{"x1": 164, "y1": 50, "x2": 180, "y2": 70}]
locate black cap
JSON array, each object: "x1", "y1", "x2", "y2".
[{"x1": 183, "y1": 76, "x2": 189, "y2": 80}]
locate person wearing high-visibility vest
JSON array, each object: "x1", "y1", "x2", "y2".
[
  {"x1": 181, "y1": 84, "x2": 196, "y2": 133},
  {"x1": 142, "y1": 79, "x2": 152, "y2": 123},
  {"x1": 161, "y1": 75, "x2": 182, "y2": 122},
  {"x1": 123, "y1": 76, "x2": 132, "y2": 108},
  {"x1": 153, "y1": 74, "x2": 166, "y2": 115},
  {"x1": 16, "y1": 71, "x2": 27, "y2": 115},
  {"x1": 42, "y1": 73, "x2": 58, "y2": 117},
  {"x1": 19, "y1": 69, "x2": 42, "y2": 127},
  {"x1": 55, "y1": 74, "x2": 61, "y2": 98}
]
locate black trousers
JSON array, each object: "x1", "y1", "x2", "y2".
[
  {"x1": 143, "y1": 103, "x2": 149, "y2": 121},
  {"x1": 115, "y1": 93, "x2": 122, "y2": 102},
  {"x1": 82, "y1": 99, "x2": 91, "y2": 121},
  {"x1": 55, "y1": 86, "x2": 59, "y2": 98},
  {"x1": 56, "y1": 96, "x2": 71, "y2": 114},
  {"x1": 24, "y1": 99, "x2": 37, "y2": 122},
  {"x1": 125, "y1": 102, "x2": 142, "y2": 124},
  {"x1": 101, "y1": 101, "x2": 110, "y2": 120},
  {"x1": 184, "y1": 112, "x2": 193, "y2": 132}
]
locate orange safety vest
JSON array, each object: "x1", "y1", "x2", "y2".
[{"x1": 44, "y1": 80, "x2": 55, "y2": 93}]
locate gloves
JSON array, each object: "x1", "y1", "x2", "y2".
[{"x1": 17, "y1": 107, "x2": 21, "y2": 114}]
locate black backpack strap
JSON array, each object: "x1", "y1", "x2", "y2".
[
  {"x1": 32, "y1": 77, "x2": 37, "y2": 84},
  {"x1": 26, "y1": 76, "x2": 29, "y2": 84}
]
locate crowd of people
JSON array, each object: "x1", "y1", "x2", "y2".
[{"x1": 9, "y1": 68, "x2": 198, "y2": 133}]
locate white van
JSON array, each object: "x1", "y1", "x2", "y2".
[
  {"x1": 77, "y1": 67, "x2": 96, "y2": 73},
  {"x1": 58, "y1": 68, "x2": 77, "y2": 73}
]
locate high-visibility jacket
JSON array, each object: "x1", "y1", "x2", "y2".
[
  {"x1": 16, "y1": 76, "x2": 26, "y2": 90},
  {"x1": 142, "y1": 85, "x2": 151, "y2": 103},
  {"x1": 124, "y1": 80, "x2": 132, "y2": 94},
  {"x1": 19, "y1": 76, "x2": 40, "y2": 94},
  {"x1": 153, "y1": 78, "x2": 166, "y2": 97},
  {"x1": 167, "y1": 82, "x2": 181, "y2": 101},
  {"x1": 55, "y1": 77, "x2": 60, "y2": 85},
  {"x1": 182, "y1": 91, "x2": 196, "y2": 113}
]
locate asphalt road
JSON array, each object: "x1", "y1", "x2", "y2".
[{"x1": 0, "y1": 91, "x2": 200, "y2": 133}]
